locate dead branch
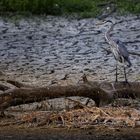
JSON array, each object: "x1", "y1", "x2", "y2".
[
  {"x1": 97, "y1": 1, "x2": 115, "y2": 7},
  {"x1": 7, "y1": 80, "x2": 34, "y2": 88},
  {"x1": 0, "y1": 80, "x2": 139, "y2": 112}
]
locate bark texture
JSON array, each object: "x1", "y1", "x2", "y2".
[{"x1": 0, "y1": 79, "x2": 139, "y2": 111}]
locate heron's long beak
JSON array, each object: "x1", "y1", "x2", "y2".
[{"x1": 96, "y1": 21, "x2": 106, "y2": 26}]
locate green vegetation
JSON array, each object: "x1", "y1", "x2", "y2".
[
  {"x1": 117, "y1": 0, "x2": 140, "y2": 14},
  {"x1": 0, "y1": 0, "x2": 139, "y2": 17}
]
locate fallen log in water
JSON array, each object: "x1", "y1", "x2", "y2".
[{"x1": 0, "y1": 80, "x2": 140, "y2": 112}]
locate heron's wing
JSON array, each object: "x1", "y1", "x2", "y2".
[
  {"x1": 115, "y1": 40, "x2": 129, "y2": 58},
  {"x1": 115, "y1": 40, "x2": 131, "y2": 67}
]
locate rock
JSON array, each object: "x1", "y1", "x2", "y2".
[{"x1": 135, "y1": 121, "x2": 140, "y2": 127}]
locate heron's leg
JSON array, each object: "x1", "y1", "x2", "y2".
[
  {"x1": 115, "y1": 63, "x2": 118, "y2": 82},
  {"x1": 123, "y1": 66, "x2": 128, "y2": 83}
]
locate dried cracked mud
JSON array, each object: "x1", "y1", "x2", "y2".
[{"x1": 0, "y1": 15, "x2": 139, "y2": 86}]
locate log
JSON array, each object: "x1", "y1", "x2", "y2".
[{"x1": 0, "y1": 80, "x2": 140, "y2": 112}]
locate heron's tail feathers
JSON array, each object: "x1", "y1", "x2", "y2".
[{"x1": 127, "y1": 59, "x2": 132, "y2": 67}]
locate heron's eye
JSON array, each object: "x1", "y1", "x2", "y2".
[{"x1": 116, "y1": 40, "x2": 119, "y2": 43}]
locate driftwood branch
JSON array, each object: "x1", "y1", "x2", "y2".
[{"x1": 0, "y1": 79, "x2": 140, "y2": 112}]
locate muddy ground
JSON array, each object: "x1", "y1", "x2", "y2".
[
  {"x1": 0, "y1": 15, "x2": 139, "y2": 86},
  {"x1": 0, "y1": 15, "x2": 140, "y2": 139},
  {"x1": 0, "y1": 127, "x2": 140, "y2": 140}
]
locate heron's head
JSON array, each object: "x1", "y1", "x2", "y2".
[
  {"x1": 105, "y1": 20, "x2": 114, "y2": 24},
  {"x1": 96, "y1": 20, "x2": 114, "y2": 26}
]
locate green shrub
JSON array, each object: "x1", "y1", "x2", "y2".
[
  {"x1": 117, "y1": 0, "x2": 140, "y2": 14},
  {"x1": 0, "y1": 0, "x2": 139, "y2": 16}
]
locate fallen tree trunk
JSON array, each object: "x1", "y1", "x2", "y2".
[{"x1": 0, "y1": 80, "x2": 140, "y2": 112}]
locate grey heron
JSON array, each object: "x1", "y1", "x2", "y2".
[{"x1": 99, "y1": 20, "x2": 132, "y2": 82}]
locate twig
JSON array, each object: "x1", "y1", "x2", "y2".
[{"x1": 97, "y1": 1, "x2": 115, "y2": 7}]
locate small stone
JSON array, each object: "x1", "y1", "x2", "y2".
[{"x1": 135, "y1": 121, "x2": 140, "y2": 127}]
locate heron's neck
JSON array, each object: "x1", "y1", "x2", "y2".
[{"x1": 105, "y1": 23, "x2": 115, "y2": 45}]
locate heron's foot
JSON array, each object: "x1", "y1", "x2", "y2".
[
  {"x1": 115, "y1": 78, "x2": 118, "y2": 83},
  {"x1": 122, "y1": 80, "x2": 131, "y2": 87},
  {"x1": 115, "y1": 73, "x2": 118, "y2": 83}
]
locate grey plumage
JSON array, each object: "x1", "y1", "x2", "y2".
[
  {"x1": 103, "y1": 20, "x2": 131, "y2": 82},
  {"x1": 114, "y1": 39, "x2": 131, "y2": 67}
]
